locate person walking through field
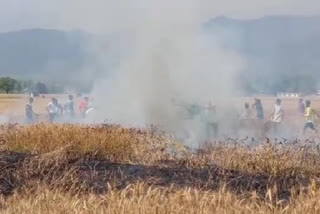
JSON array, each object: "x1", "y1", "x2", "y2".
[
  {"x1": 204, "y1": 103, "x2": 218, "y2": 138},
  {"x1": 25, "y1": 97, "x2": 37, "y2": 124},
  {"x1": 270, "y1": 99, "x2": 284, "y2": 136},
  {"x1": 252, "y1": 98, "x2": 264, "y2": 120},
  {"x1": 64, "y1": 95, "x2": 74, "y2": 120},
  {"x1": 238, "y1": 102, "x2": 255, "y2": 136},
  {"x1": 47, "y1": 98, "x2": 60, "y2": 123},
  {"x1": 303, "y1": 100, "x2": 318, "y2": 134},
  {"x1": 240, "y1": 103, "x2": 253, "y2": 120},
  {"x1": 79, "y1": 97, "x2": 89, "y2": 118}
]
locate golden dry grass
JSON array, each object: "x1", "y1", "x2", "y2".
[
  {"x1": 2, "y1": 123, "x2": 178, "y2": 163},
  {"x1": 3, "y1": 182, "x2": 320, "y2": 214},
  {"x1": 0, "y1": 124, "x2": 319, "y2": 213}
]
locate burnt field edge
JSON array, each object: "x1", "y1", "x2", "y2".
[{"x1": 0, "y1": 150, "x2": 316, "y2": 202}]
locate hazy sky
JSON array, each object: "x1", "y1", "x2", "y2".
[{"x1": 0, "y1": 0, "x2": 319, "y2": 32}]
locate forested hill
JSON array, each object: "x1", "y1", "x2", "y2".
[{"x1": 0, "y1": 16, "x2": 320, "y2": 93}]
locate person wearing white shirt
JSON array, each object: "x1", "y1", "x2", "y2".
[
  {"x1": 240, "y1": 103, "x2": 252, "y2": 120},
  {"x1": 47, "y1": 98, "x2": 59, "y2": 123},
  {"x1": 270, "y1": 99, "x2": 284, "y2": 135}
]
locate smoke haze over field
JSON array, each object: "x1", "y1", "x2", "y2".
[
  {"x1": 57, "y1": 0, "x2": 248, "y2": 132},
  {"x1": 1, "y1": 1, "x2": 320, "y2": 143}
]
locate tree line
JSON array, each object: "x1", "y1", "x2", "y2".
[
  {"x1": 1, "y1": 74, "x2": 318, "y2": 96},
  {"x1": 0, "y1": 77, "x2": 64, "y2": 95}
]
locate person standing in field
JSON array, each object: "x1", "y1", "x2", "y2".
[
  {"x1": 240, "y1": 103, "x2": 252, "y2": 120},
  {"x1": 25, "y1": 97, "x2": 37, "y2": 124},
  {"x1": 270, "y1": 99, "x2": 284, "y2": 135},
  {"x1": 47, "y1": 98, "x2": 59, "y2": 123},
  {"x1": 298, "y1": 98, "x2": 305, "y2": 114},
  {"x1": 79, "y1": 97, "x2": 89, "y2": 118},
  {"x1": 238, "y1": 102, "x2": 254, "y2": 134},
  {"x1": 56, "y1": 98, "x2": 64, "y2": 116},
  {"x1": 303, "y1": 100, "x2": 318, "y2": 134},
  {"x1": 252, "y1": 98, "x2": 264, "y2": 120},
  {"x1": 64, "y1": 95, "x2": 74, "y2": 120},
  {"x1": 204, "y1": 103, "x2": 218, "y2": 138}
]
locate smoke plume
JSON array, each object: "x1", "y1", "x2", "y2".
[{"x1": 54, "y1": 0, "x2": 249, "y2": 145}]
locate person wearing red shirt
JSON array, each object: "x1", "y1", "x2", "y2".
[{"x1": 79, "y1": 97, "x2": 89, "y2": 118}]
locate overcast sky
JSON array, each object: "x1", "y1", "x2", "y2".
[{"x1": 0, "y1": 0, "x2": 319, "y2": 33}]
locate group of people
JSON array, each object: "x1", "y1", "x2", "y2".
[
  {"x1": 182, "y1": 97, "x2": 319, "y2": 139},
  {"x1": 25, "y1": 95, "x2": 319, "y2": 137},
  {"x1": 240, "y1": 98, "x2": 265, "y2": 121},
  {"x1": 240, "y1": 98, "x2": 318, "y2": 136},
  {"x1": 25, "y1": 95, "x2": 91, "y2": 123}
]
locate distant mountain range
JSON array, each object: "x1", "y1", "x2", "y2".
[{"x1": 0, "y1": 15, "x2": 319, "y2": 93}]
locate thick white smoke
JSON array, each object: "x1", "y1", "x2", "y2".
[
  {"x1": 57, "y1": 0, "x2": 247, "y2": 146},
  {"x1": 78, "y1": 1, "x2": 245, "y2": 127},
  {"x1": 2, "y1": 0, "x2": 319, "y2": 144}
]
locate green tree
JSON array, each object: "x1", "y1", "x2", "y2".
[
  {"x1": 0, "y1": 77, "x2": 19, "y2": 93},
  {"x1": 35, "y1": 82, "x2": 48, "y2": 94}
]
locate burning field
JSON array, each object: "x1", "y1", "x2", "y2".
[
  {"x1": 0, "y1": 124, "x2": 319, "y2": 213},
  {"x1": 1, "y1": 0, "x2": 320, "y2": 213}
]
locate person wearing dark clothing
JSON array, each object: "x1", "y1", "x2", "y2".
[
  {"x1": 204, "y1": 103, "x2": 218, "y2": 138},
  {"x1": 64, "y1": 95, "x2": 74, "y2": 119},
  {"x1": 187, "y1": 104, "x2": 201, "y2": 120},
  {"x1": 25, "y1": 97, "x2": 36, "y2": 124},
  {"x1": 252, "y1": 98, "x2": 264, "y2": 120}
]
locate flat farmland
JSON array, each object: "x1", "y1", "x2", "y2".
[
  {"x1": 0, "y1": 94, "x2": 82, "y2": 116},
  {"x1": 1, "y1": 93, "x2": 320, "y2": 118},
  {"x1": 1, "y1": 95, "x2": 320, "y2": 213},
  {"x1": 1, "y1": 94, "x2": 320, "y2": 136}
]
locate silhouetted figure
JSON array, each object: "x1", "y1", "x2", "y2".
[
  {"x1": 205, "y1": 103, "x2": 218, "y2": 138},
  {"x1": 25, "y1": 97, "x2": 36, "y2": 124},
  {"x1": 64, "y1": 95, "x2": 74, "y2": 120},
  {"x1": 252, "y1": 98, "x2": 264, "y2": 120}
]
